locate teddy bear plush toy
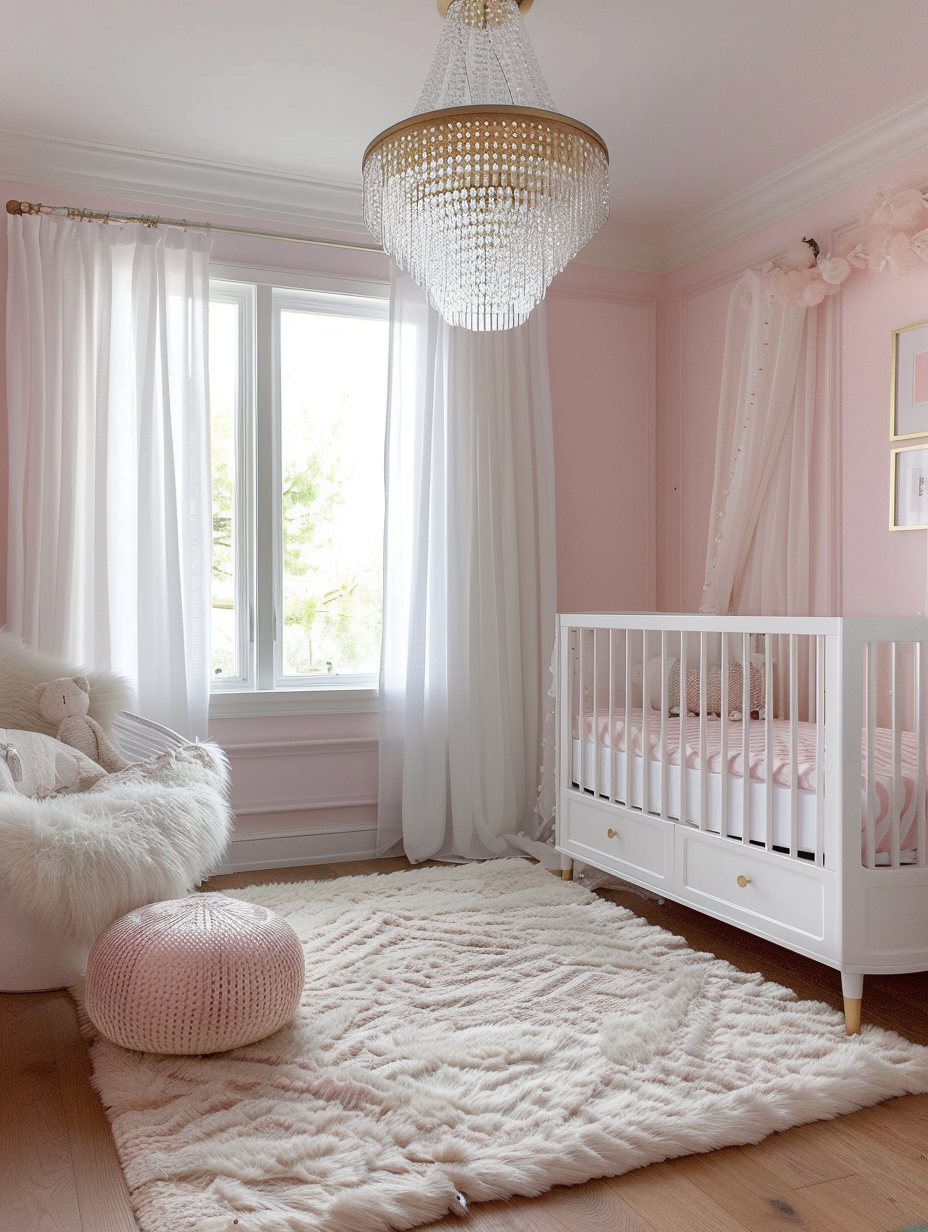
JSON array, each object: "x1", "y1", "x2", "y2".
[{"x1": 33, "y1": 676, "x2": 132, "y2": 773}]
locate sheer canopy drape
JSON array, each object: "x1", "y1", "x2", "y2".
[
  {"x1": 378, "y1": 273, "x2": 557, "y2": 863},
  {"x1": 6, "y1": 213, "x2": 212, "y2": 737},
  {"x1": 700, "y1": 268, "x2": 821, "y2": 617}
]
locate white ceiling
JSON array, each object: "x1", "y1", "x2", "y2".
[{"x1": 4, "y1": 0, "x2": 928, "y2": 262}]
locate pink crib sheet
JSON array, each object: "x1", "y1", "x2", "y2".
[{"x1": 573, "y1": 709, "x2": 920, "y2": 855}]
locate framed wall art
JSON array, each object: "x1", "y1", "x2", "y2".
[
  {"x1": 891, "y1": 442, "x2": 928, "y2": 529},
  {"x1": 891, "y1": 320, "x2": 928, "y2": 439}
]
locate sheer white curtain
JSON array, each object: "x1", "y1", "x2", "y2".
[
  {"x1": 6, "y1": 213, "x2": 212, "y2": 737},
  {"x1": 378, "y1": 273, "x2": 557, "y2": 863},
  {"x1": 700, "y1": 268, "x2": 819, "y2": 616}
]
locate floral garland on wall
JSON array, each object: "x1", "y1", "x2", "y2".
[{"x1": 766, "y1": 183, "x2": 928, "y2": 305}]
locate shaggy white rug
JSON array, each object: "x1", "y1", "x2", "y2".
[{"x1": 81, "y1": 859, "x2": 928, "y2": 1232}]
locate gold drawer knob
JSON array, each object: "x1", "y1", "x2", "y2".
[
  {"x1": 737, "y1": 874, "x2": 751, "y2": 888},
  {"x1": 606, "y1": 828, "x2": 618, "y2": 840}
]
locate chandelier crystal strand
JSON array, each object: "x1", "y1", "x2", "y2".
[
  {"x1": 362, "y1": 0, "x2": 609, "y2": 331},
  {"x1": 414, "y1": 0, "x2": 556, "y2": 112}
]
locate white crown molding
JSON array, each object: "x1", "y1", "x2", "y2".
[
  {"x1": 661, "y1": 88, "x2": 928, "y2": 272},
  {"x1": 5, "y1": 87, "x2": 928, "y2": 275},
  {"x1": 0, "y1": 127, "x2": 369, "y2": 238}
]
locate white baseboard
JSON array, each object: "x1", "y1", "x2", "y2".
[{"x1": 212, "y1": 825, "x2": 378, "y2": 874}]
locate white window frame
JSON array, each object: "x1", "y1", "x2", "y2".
[{"x1": 208, "y1": 263, "x2": 388, "y2": 718}]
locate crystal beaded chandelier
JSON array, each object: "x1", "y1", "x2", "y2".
[{"x1": 361, "y1": 0, "x2": 609, "y2": 331}]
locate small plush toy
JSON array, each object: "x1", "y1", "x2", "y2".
[{"x1": 33, "y1": 676, "x2": 132, "y2": 773}]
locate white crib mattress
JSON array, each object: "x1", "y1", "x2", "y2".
[{"x1": 571, "y1": 710, "x2": 919, "y2": 860}]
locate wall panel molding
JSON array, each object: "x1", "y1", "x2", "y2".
[
  {"x1": 233, "y1": 795, "x2": 378, "y2": 817},
  {"x1": 219, "y1": 735, "x2": 378, "y2": 822},
  {"x1": 216, "y1": 824, "x2": 378, "y2": 874},
  {"x1": 222, "y1": 737, "x2": 377, "y2": 759}
]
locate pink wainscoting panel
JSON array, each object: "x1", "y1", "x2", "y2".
[{"x1": 208, "y1": 711, "x2": 379, "y2": 836}]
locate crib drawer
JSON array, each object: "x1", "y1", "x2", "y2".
[
  {"x1": 559, "y1": 792, "x2": 672, "y2": 890},
  {"x1": 677, "y1": 829, "x2": 825, "y2": 939}
]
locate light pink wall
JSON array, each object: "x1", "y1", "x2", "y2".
[
  {"x1": 839, "y1": 253, "x2": 928, "y2": 615},
  {"x1": 548, "y1": 262, "x2": 662, "y2": 612},
  {"x1": 662, "y1": 148, "x2": 928, "y2": 617}
]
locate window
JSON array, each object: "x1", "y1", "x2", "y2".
[{"x1": 208, "y1": 266, "x2": 389, "y2": 713}]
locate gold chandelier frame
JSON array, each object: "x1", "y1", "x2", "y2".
[
  {"x1": 362, "y1": 103, "x2": 608, "y2": 173},
  {"x1": 437, "y1": 0, "x2": 532, "y2": 13}
]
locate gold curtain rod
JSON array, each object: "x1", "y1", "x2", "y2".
[{"x1": 5, "y1": 199, "x2": 383, "y2": 255}]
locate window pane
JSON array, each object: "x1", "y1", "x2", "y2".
[
  {"x1": 209, "y1": 299, "x2": 239, "y2": 680},
  {"x1": 278, "y1": 309, "x2": 388, "y2": 678}
]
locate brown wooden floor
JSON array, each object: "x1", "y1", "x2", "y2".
[{"x1": 2, "y1": 857, "x2": 926, "y2": 1232}]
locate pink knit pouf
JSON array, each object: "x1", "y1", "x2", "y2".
[{"x1": 84, "y1": 894, "x2": 305, "y2": 1054}]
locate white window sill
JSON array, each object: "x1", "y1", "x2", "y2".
[{"x1": 209, "y1": 687, "x2": 379, "y2": 718}]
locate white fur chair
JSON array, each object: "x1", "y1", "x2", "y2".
[{"x1": 0, "y1": 633, "x2": 231, "y2": 992}]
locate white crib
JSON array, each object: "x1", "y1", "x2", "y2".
[{"x1": 555, "y1": 614, "x2": 928, "y2": 1034}]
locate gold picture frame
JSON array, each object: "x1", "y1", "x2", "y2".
[
  {"x1": 891, "y1": 320, "x2": 928, "y2": 439},
  {"x1": 891, "y1": 442, "x2": 928, "y2": 529}
]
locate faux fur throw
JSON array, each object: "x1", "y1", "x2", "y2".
[
  {"x1": 0, "y1": 630, "x2": 134, "y2": 740},
  {"x1": 0, "y1": 743, "x2": 232, "y2": 944}
]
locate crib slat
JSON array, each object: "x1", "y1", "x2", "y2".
[
  {"x1": 762, "y1": 635, "x2": 773, "y2": 856},
  {"x1": 917, "y1": 641, "x2": 927, "y2": 868},
  {"x1": 741, "y1": 635, "x2": 751, "y2": 847},
  {"x1": 624, "y1": 631, "x2": 632, "y2": 813},
  {"x1": 699, "y1": 632, "x2": 708, "y2": 831},
  {"x1": 594, "y1": 625, "x2": 601, "y2": 798},
  {"x1": 789, "y1": 634, "x2": 799, "y2": 860},
  {"x1": 720, "y1": 636, "x2": 730, "y2": 841},
  {"x1": 577, "y1": 629, "x2": 587, "y2": 795},
  {"x1": 891, "y1": 642, "x2": 902, "y2": 869},
  {"x1": 754, "y1": 635, "x2": 769, "y2": 847},
  {"x1": 606, "y1": 629, "x2": 615, "y2": 805},
  {"x1": 865, "y1": 644, "x2": 877, "y2": 871},
  {"x1": 815, "y1": 635, "x2": 825, "y2": 865},
  {"x1": 641, "y1": 631, "x2": 651, "y2": 817},
  {"x1": 566, "y1": 627, "x2": 573, "y2": 792},
  {"x1": 679, "y1": 634, "x2": 689, "y2": 826},
  {"x1": 659, "y1": 631, "x2": 668, "y2": 820}
]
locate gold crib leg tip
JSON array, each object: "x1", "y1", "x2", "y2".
[{"x1": 843, "y1": 997, "x2": 862, "y2": 1035}]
